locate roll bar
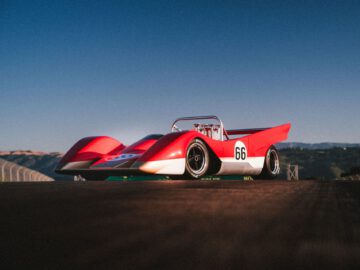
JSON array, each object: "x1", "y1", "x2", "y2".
[{"x1": 171, "y1": 115, "x2": 226, "y2": 141}]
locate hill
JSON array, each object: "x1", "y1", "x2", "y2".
[
  {"x1": 279, "y1": 147, "x2": 360, "y2": 180},
  {"x1": 277, "y1": 142, "x2": 360, "y2": 150}
]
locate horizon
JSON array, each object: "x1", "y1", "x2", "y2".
[{"x1": 1, "y1": 0, "x2": 360, "y2": 152}]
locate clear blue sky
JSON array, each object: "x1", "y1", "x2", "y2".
[{"x1": 1, "y1": 0, "x2": 360, "y2": 152}]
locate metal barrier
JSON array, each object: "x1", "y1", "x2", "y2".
[{"x1": 0, "y1": 159, "x2": 54, "y2": 182}]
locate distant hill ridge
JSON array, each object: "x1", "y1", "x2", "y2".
[
  {"x1": 277, "y1": 142, "x2": 360, "y2": 150},
  {"x1": 0, "y1": 150, "x2": 62, "y2": 156}
]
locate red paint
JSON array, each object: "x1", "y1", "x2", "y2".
[
  {"x1": 122, "y1": 139, "x2": 159, "y2": 154},
  {"x1": 58, "y1": 136, "x2": 125, "y2": 166}
]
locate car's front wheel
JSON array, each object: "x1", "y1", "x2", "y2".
[{"x1": 185, "y1": 139, "x2": 210, "y2": 179}]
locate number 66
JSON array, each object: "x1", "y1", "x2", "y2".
[{"x1": 235, "y1": 147, "x2": 246, "y2": 160}]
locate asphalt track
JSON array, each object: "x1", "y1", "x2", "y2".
[{"x1": 1, "y1": 180, "x2": 360, "y2": 270}]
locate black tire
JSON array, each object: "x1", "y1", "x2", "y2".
[
  {"x1": 256, "y1": 146, "x2": 280, "y2": 180},
  {"x1": 185, "y1": 139, "x2": 210, "y2": 179}
]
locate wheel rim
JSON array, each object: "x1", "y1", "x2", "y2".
[
  {"x1": 269, "y1": 149, "x2": 280, "y2": 175},
  {"x1": 187, "y1": 143, "x2": 206, "y2": 174}
]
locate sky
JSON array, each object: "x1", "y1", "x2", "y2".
[{"x1": 1, "y1": 0, "x2": 360, "y2": 152}]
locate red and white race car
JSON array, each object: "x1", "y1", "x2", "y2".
[{"x1": 56, "y1": 116, "x2": 291, "y2": 180}]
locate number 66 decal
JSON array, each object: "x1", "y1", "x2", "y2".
[{"x1": 234, "y1": 141, "x2": 247, "y2": 161}]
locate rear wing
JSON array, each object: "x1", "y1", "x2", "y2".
[
  {"x1": 225, "y1": 124, "x2": 291, "y2": 142},
  {"x1": 226, "y1": 127, "x2": 271, "y2": 136}
]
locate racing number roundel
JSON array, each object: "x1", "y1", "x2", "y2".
[{"x1": 234, "y1": 141, "x2": 247, "y2": 161}]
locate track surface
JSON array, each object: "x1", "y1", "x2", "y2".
[{"x1": 1, "y1": 180, "x2": 360, "y2": 269}]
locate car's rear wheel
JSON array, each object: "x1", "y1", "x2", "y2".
[
  {"x1": 256, "y1": 146, "x2": 280, "y2": 179},
  {"x1": 185, "y1": 139, "x2": 209, "y2": 179}
]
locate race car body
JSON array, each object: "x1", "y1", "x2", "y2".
[{"x1": 56, "y1": 116, "x2": 291, "y2": 180}]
